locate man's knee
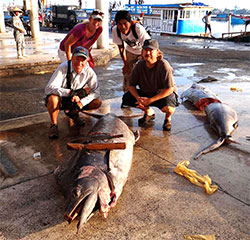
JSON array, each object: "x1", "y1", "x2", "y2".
[
  {"x1": 47, "y1": 94, "x2": 61, "y2": 109},
  {"x1": 161, "y1": 105, "x2": 175, "y2": 115}
]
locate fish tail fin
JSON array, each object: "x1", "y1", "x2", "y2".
[{"x1": 194, "y1": 137, "x2": 225, "y2": 160}]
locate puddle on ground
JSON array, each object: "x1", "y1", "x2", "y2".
[{"x1": 105, "y1": 58, "x2": 123, "y2": 71}]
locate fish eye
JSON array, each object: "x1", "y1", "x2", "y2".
[{"x1": 72, "y1": 188, "x2": 81, "y2": 198}]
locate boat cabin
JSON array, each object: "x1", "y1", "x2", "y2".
[{"x1": 125, "y1": 3, "x2": 213, "y2": 36}]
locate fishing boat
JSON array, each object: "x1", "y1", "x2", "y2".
[
  {"x1": 231, "y1": 14, "x2": 250, "y2": 25},
  {"x1": 125, "y1": 2, "x2": 213, "y2": 36},
  {"x1": 214, "y1": 13, "x2": 228, "y2": 21}
]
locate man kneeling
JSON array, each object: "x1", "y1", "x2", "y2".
[
  {"x1": 44, "y1": 46, "x2": 102, "y2": 138},
  {"x1": 121, "y1": 39, "x2": 178, "y2": 131}
]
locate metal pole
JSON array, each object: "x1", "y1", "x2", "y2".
[
  {"x1": 29, "y1": 0, "x2": 40, "y2": 39},
  {"x1": 95, "y1": 0, "x2": 109, "y2": 49},
  {"x1": 0, "y1": 2, "x2": 6, "y2": 33},
  {"x1": 228, "y1": 14, "x2": 231, "y2": 37}
]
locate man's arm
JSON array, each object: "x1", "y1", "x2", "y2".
[
  {"x1": 112, "y1": 26, "x2": 129, "y2": 74},
  {"x1": 44, "y1": 63, "x2": 70, "y2": 97},
  {"x1": 128, "y1": 86, "x2": 140, "y2": 100},
  {"x1": 118, "y1": 45, "x2": 130, "y2": 74}
]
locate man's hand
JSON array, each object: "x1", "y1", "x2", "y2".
[
  {"x1": 138, "y1": 97, "x2": 152, "y2": 106},
  {"x1": 70, "y1": 88, "x2": 88, "y2": 99},
  {"x1": 71, "y1": 95, "x2": 81, "y2": 103},
  {"x1": 136, "y1": 97, "x2": 152, "y2": 110}
]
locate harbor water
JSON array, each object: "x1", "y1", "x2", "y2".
[{"x1": 210, "y1": 20, "x2": 248, "y2": 38}]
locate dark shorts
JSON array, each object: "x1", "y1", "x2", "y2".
[
  {"x1": 122, "y1": 89, "x2": 179, "y2": 109},
  {"x1": 44, "y1": 95, "x2": 79, "y2": 110}
]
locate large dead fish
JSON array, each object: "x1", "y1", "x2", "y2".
[
  {"x1": 194, "y1": 102, "x2": 238, "y2": 159},
  {"x1": 54, "y1": 113, "x2": 138, "y2": 232},
  {"x1": 181, "y1": 83, "x2": 221, "y2": 110}
]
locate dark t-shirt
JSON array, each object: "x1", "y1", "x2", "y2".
[{"x1": 130, "y1": 59, "x2": 177, "y2": 95}]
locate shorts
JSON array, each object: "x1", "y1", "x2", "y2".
[
  {"x1": 44, "y1": 95, "x2": 79, "y2": 110},
  {"x1": 122, "y1": 89, "x2": 179, "y2": 109}
]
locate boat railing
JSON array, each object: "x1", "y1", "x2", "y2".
[
  {"x1": 144, "y1": 17, "x2": 164, "y2": 33},
  {"x1": 222, "y1": 31, "x2": 246, "y2": 38}
]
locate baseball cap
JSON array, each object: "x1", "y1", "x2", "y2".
[
  {"x1": 11, "y1": 7, "x2": 23, "y2": 12},
  {"x1": 142, "y1": 39, "x2": 159, "y2": 50},
  {"x1": 73, "y1": 47, "x2": 89, "y2": 59},
  {"x1": 90, "y1": 9, "x2": 104, "y2": 21}
]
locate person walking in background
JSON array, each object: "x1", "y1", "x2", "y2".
[
  {"x1": 58, "y1": 10, "x2": 104, "y2": 69},
  {"x1": 112, "y1": 10, "x2": 150, "y2": 94},
  {"x1": 11, "y1": 7, "x2": 27, "y2": 59},
  {"x1": 137, "y1": 12, "x2": 144, "y2": 25},
  {"x1": 202, "y1": 11, "x2": 213, "y2": 37},
  {"x1": 44, "y1": 47, "x2": 102, "y2": 139},
  {"x1": 121, "y1": 39, "x2": 179, "y2": 131}
]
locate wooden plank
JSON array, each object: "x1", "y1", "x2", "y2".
[{"x1": 67, "y1": 142, "x2": 126, "y2": 150}]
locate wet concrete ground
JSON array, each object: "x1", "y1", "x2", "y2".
[{"x1": 0, "y1": 31, "x2": 250, "y2": 239}]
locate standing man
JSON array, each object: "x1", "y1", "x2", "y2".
[
  {"x1": 112, "y1": 10, "x2": 150, "y2": 93},
  {"x1": 44, "y1": 47, "x2": 102, "y2": 139},
  {"x1": 11, "y1": 7, "x2": 27, "y2": 59},
  {"x1": 202, "y1": 11, "x2": 212, "y2": 37},
  {"x1": 137, "y1": 12, "x2": 144, "y2": 25},
  {"x1": 121, "y1": 39, "x2": 179, "y2": 131}
]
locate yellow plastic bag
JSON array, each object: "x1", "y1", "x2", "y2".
[
  {"x1": 184, "y1": 235, "x2": 215, "y2": 240},
  {"x1": 230, "y1": 87, "x2": 242, "y2": 92},
  {"x1": 174, "y1": 161, "x2": 218, "y2": 194}
]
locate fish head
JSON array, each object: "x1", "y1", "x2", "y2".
[{"x1": 64, "y1": 177, "x2": 99, "y2": 230}]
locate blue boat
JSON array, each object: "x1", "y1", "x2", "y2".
[
  {"x1": 125, "y1": 2, "x2": 213, "y2": 36},
  {"x1": 231, "y1": 14, "x2": 250, "y2": 25},
  {"x1": 214, "y1": 13, "x2": 228, "y2": 21}
]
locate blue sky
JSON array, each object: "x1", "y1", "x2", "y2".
[{"x1": 2, "y1": 0, "x2": 250, "y2": 10}]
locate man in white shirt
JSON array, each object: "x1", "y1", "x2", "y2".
[
  {"x1": 44, "y1": 46, "x2": 102, "y2": 138},
  {"x1": 112, "y1": 10, "x2": 150, "y2": 94}
]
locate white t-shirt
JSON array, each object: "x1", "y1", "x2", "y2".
[{"x1": 112, "y1": 23, "x2": 150, "y2": 55}]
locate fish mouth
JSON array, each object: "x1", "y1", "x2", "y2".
[{"x1": 64, "y1": 190, "x2": 91, "y2": 223}]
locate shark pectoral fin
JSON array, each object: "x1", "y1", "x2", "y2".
[{"x1": 194, "y1": 137, "x2": 225, "y2": 160}]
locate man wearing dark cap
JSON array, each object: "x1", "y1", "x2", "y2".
[
  {"x1": 121, "y1": 39, "x2": 178, "y2": 131},
  {"x1": 44, "y1": 46, "x2": 102, "y2": 138}
]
